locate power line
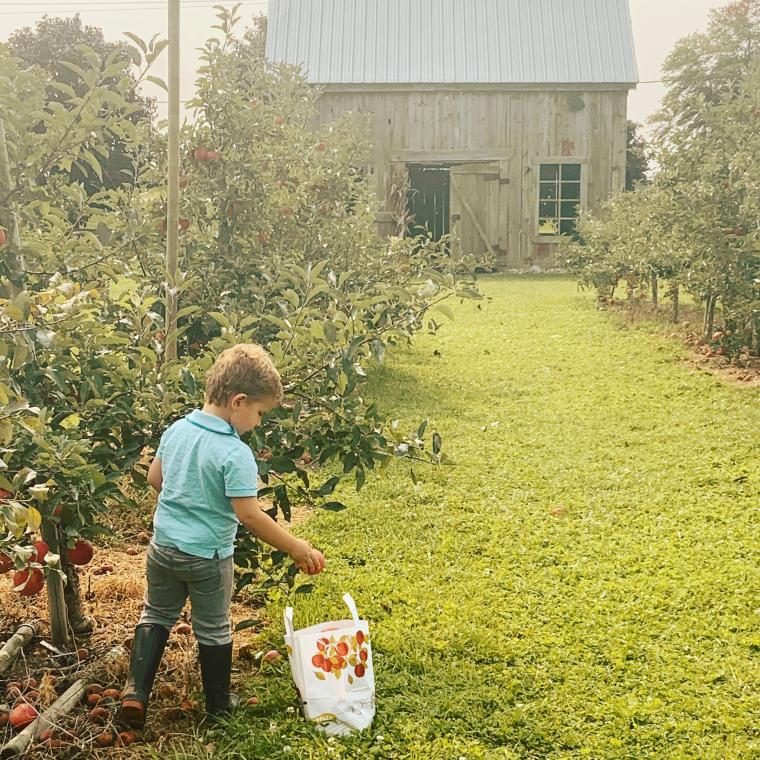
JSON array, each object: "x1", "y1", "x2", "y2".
[
  {"x1": 4, "y1": 0, "x2": 267, "y2": 5},
  {"x1": 1, "y1": 1, "x2": 267, "y2": 14}
]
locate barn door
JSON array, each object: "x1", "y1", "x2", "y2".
[
  {"x1": 450, "y1": 163, "x2": 501, "y2": 258},
  {"x1": 406, "y1": 165, "x2": 450, "y2": 241}
]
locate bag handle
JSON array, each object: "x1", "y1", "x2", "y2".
[
  {"x1": 284, "y1": 593, "x2": 360, "y2": 636},
  {"x1": 343, "y1": 592, "x2": 361, "y2": 627},
  {"x1": 284, "y1": 606, "x2": 295, "y2": 637}
]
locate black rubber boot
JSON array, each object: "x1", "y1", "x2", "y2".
[
  {"x1": 118, "y1": 624, "x2": 170, "y2": 728},
  {"x1": 198, "y1": 642, "x2": 240, "y2": 720}
]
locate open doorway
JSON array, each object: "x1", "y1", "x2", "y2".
[{"x1": 406, "y1": 165, "x2": 450, "y2": 241}]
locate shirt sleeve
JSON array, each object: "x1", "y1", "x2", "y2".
[
  {"x1": 222, "y1": 445, "x2": 259, "y2": 497},
  {"x1": 155, "y1": 426, "x2": 171, "y2": 459}
]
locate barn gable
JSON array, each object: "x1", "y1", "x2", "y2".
[{"x1": 266, "y1": 0, "x2": 638, "y2": 86}]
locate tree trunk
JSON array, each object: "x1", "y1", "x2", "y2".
[
  {"x1": 41, "y1": 523, "x2": 70, "y2": 648},
  {"x1": 703, "y1": 294, "x2": 718, "y2": 339},
  {"x1": 61, "y1": 555, "x2": 94, "y2": 635},
  {"x1": 651, "y1": 273, "x2": 659, "y2": 310},
  {"x1": 670, "y1": 284, "x2": 680, "y2": 324},
  {"x1": 626, "y1": 276, "x2": 636, "y2": 302}
]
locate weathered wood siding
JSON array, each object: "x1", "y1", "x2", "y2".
[{"x1": 314, "y1": 87, "x2": 628, "y2": 267}]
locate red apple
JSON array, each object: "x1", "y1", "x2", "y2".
[
  {"x1": 311, "y1": 654, "x2": 324, "y2": 668},
  {"x1": 0, "y1": 488, "x2": 12, "y2": 500},
  {"x1": 205, "y1": 150, "x2": 221, "y2": 161},
  {"x1": 157, "y1": 219, "x2": 167, "y2": 234},
  {"x1": 193, "y1": 147, "x2": 209, "y2": 162},
  {"x1": 12, "y1": 568, "x2": 44, "y2": 596},
  {"x1": 0, "y1": 552, "x2": 14, "y2": 574},
  {"x1": 316, "y1": 142, "x2": 326, "y2": 152},
  {"x1": 67, "y1": 539, "x2": 94, "y2": 566},
  {"x1": 179, "y1": 175, "x2": 189, "y2": 189},
  {"x1": 257, "y1": 231, "x2": 269, "y2": 245},
  {"x1": 275, "y1": 116, "x2": 285, "y2": 125},
  {"x1": 263, "y1": 649, "x2": 281, "y2": 663},
  {"x1": 178, "y1": 218, "x2": 190, "y2": 232},
  {"x1": 9, "y1": 703, "x2": 38, "y2": 730},
  {"x1": 354, "y1": 664, "x2": 366, "y2": 678},
  {"x1": 0, "y1": 228, "x2": 6, "y2": 247},
  {"x1": 174, "y1": 623, "x2": 192, "y2": 636},
  {"x1": 32, "y1": 540, "x2": 49, "y2": 564}
]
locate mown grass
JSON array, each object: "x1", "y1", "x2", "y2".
[{"x1": 154, "y1": 276, "x2": 759, "y2": 760}]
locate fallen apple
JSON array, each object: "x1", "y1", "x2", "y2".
[
  {"x1": 95, "y1": 731, "x2": 115, "y2": 748},
  {"x1": 179, "y1": 217, "x2": 190, "y2": 232},
  {"x1": 89, "y1": 706, "x2": 110, "y2": 724},
  {"x1": 174, "y1": 622, "x2": 192, "y2": 636},
  {"x1": 9, "y1": 703, "x2": 38, "y2": 730},
  {"x1": 263, "y1": 649, "x2": 281, "y2": 663}
]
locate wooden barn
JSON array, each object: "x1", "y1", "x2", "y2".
[{"x1": 266, "y1": 0, "x2": 638, "y2": 268}]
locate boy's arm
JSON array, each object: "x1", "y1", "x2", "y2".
[
  {"x1": 231, "y1": 496, "x2": 324, "y2": 575},
  {"x1": 147, "y1": 457, "x2": 163, "y2": 492}
]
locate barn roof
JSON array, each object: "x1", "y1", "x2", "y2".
[{"x1": 265, "y1": 0, "x2": 638, "y2": 86}]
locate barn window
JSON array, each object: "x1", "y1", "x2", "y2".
[{"x1": 538, "y1": 163, "x2": 582, "y2": 237}]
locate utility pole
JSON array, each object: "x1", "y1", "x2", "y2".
[
  {"x1": 165, "y1": 0, "x2": 180, "y2": 362},
  {"x1": 0, "y1": 120, "x2": 24, "y2": 300}
]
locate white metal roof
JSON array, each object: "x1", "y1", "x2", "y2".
[{"x1": 266, "y1": 0, "x2": 639, "y2": 85}]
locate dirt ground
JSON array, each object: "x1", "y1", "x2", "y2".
[
  {"x1": 609, "y1": 299, "x2": 760, "y2": 387},
  {"x1": 0, "y1": 504, "x2": 313, "y2": 757}
]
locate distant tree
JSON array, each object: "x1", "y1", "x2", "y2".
[
  {"x1": 8, "y1": 14, "x2": 156, "y2": 190},
  {"x1": 626, "y1": 120, "x2": 650, "y2": 190},
  {"x1": 655, "y1": 0, "x2": 760, "y2": 147}
]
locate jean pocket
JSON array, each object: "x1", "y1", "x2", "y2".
[{"x1": 179, "y1": 556, "x2": 221, "y2": 593}]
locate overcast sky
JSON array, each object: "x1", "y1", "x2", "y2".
[{"x1": 1, "y1": 0, "x2": 727, "y2": 126}]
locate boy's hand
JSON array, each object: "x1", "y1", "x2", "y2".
[
  {"x1": 302, "y1": 548, "x2": 326, "y2": 576},
  {"x1": 290, "y1": 539, "x2": 325, "y2": 575}
]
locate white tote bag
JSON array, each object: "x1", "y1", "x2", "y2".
[{"x1": 284, "y1": 592, "x2": 375, "y2": 736}]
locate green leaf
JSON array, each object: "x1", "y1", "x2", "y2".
[
  {"x1": 59, "y1": 413, "x2": 81, "y2": 430},
  {"x1": 434, "y1": 303, "x2": 455, "y2": 321},
  {"x1": 146, "y1": 75, "x2": 169, "y2": 93},
  {"x1": 432, "y1": 432, "x2": 442, "y2": 455},
  {"x1": 268, "y1": 456, "x2": 297, "y2": 473},
  {"x1": 317, "y1": 476, "x2": 341, "y2": 496},
  {"x1": 321, "y1": 501, "x2": 348, "y2": 512}
]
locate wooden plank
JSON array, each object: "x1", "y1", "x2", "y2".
[
  {"x1": 390, "y1": 148, "x2": 514, "y2": 163},
  {"x1": 451, "y1": 172, "x2": 495, "y2": 258}
]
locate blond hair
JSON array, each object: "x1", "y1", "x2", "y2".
[{"x1": 204, "y1": 343, "x2": 284, "y2": 406}]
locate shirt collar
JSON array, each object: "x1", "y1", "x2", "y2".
[{"x1": 186, "y1": 409, "x2": 239, "y2": 437}]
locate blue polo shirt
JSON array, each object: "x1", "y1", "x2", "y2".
[{"x1": 152, "y1": 410, "x2": 258, "y2": 559}]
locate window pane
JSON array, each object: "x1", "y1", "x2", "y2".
[
  {"x1": 539, "y1": 201, "x2": 558, "y2": 218},
  {"x1": 560, "y1": 219, "x2": 577, "y2": 236},
  {"x1": 562, "y1": 182, "x2": 581, "y2": 201},
  {"x1": 561, "y1": 164, "x2": 581, "y2": 181},
  {"x1": 540, "y1": 164, "x2": 559, "y2": 181},
  {"x1": 539, "y1": 182, "x2": 558, "y2": 200},
  {"x1": 561, "y1": 201, "x2": 579, "y2": 218},
  {"x1": 538, "y1": 219, "x2": 559, "y2": 236}
]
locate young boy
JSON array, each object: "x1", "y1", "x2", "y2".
[{"x1": 119, "y1": 343, "x2": 325, "y2": 728}]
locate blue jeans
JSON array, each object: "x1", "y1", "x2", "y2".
[{"x1": 139, "y1": 542, "x2": 234, "y2": 646}]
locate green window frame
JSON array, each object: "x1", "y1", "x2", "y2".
[{"x1": 538, "y1": 163, "x2": 582, "y2": 237}]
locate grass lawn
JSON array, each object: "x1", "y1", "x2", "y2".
[{"x1": 159, "y1": 276, "x2": 759, "y2": 760}]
